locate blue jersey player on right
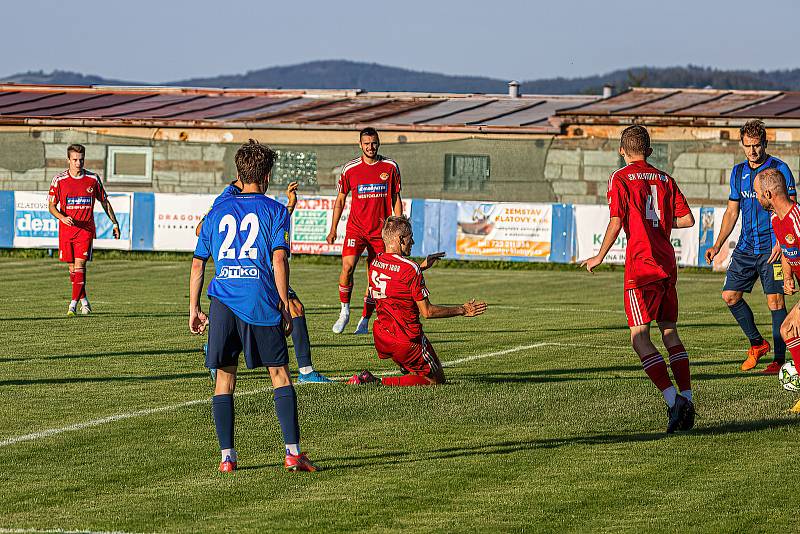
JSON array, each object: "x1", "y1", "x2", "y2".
[
  {"x1": 705, "y1": 120, "x2": 797, "y2": 374},
  {"x1": 189, "y1": 140, "x2": 318, "y2": 473}
]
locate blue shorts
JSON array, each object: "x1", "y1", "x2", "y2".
[
  {"x1": 206, "y1": 297, "x2": 288, "y2": 369},
  {"x1": 723, "y1": 249, "x2": 784, "y2": 294}
]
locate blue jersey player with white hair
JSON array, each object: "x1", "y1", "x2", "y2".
[
  {"x1": 705, "y1": 120, "x2": 797, "y2": 374},
  {"x1": 189, "y1": 140, "x2": 318, "y2": 473}
]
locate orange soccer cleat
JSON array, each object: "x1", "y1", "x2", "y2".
[
  {"x1": 741, "y1": 340, "x2": 771, "y2": 371},
  {"x1": 284, "y1": 452, "x2": 319, "y2": 472},
  {"x1": 218, "y1": 456, "x2": 237, "y2": 473}
]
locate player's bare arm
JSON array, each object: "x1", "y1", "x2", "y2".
[
  {"x1": 416, "y1": 297, "x2": 487, "y2": 319},
  {"x1": 392, "y1": 191, "x2": 403, "y2": 217},
  {"x1": 48, "y1": 198, "x2": 74, "y2": 226},
  {"x1": 195, "y1": 218, "x2": 204, "y2": 237},
  {"x1": 581, "y1": 216, "x2": 623, "y2": 273},
  {"x1": 783, "y1": 252, "x2": 796, "y2": 295},
  {"x1": 273, "y1": 248, "x2": 293, "y2": 337},
  {"x1": 188, "y1": 257, "x2": 209, "y2": 334},
  {"x1": 419, "y1": 252, "x2": 446, "y2": 271},
  {"x1": 99, "y1": 197, "x2": 121, "y2": 239},
  {"x1": 286, "y1": 181, "x2": 298, "y2": 215},
  {"x1": 326, "y1": 192, "x2": 347, "y2": 244},
  {"x1": 673, "y1": 211, "x2": 695, "y2": 229},
  {"x1": 705, "y1": 199, "x2": 740, "y2": 264}
]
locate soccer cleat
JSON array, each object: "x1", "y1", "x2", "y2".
[
  {"x1": 666, "y1": 394, "x2": 690, "y2": 434},
  {"x1": 297, "y1": 370, "x2": 334, "y2": 384},
  {"x1": 284, "y1": 452, "x2": 318, "y2": 472},
  {"x1": 741, "y1": 340, "x2": 770, "y2": 371},
  {"x1": 332, "y1": 308, "x2": 350, "y2": 334},
  {"x1": 80, "y1": 302, "x2": 92, "y2": 315},
  {"x1": 67, "y1": 305, "x2": 77, "y2": 317},
  {"x1": 678, "y1": 398, "x2": 696, "y2": 431},
  {"x1": 347, "y1": 370, "x2": 380, "y2": 385},
  {"x1": 353, "y1": 317, "x2": 370, "y2": 335},
  {"x1": 762, "y1": 361, "x2": 783, "y2": 375},
  {"x1": 790, "y1": 399, "x2": 800, "y2": 414},
  {"x1": 218, "y1": 456, "x2": 237, "y2": 473}
]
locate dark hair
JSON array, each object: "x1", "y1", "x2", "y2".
[
  {"x1": 620, "y1": 125, "x2": 650, "y2": 156},
  {"x1": 234, "y1": 139, "x2": 276, "y2": 185},
  {"x1": 359, "y1": 127, "x2": 379, "y2": 140},
  {"x1": 740, "y1": 119, "x2": 767, "y2": 144},
  {"x1": 67, "y1": 144, "x2": 85, "y2": 156}
]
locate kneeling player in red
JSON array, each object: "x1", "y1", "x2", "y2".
[
  {"x1": 754, "y1": 168, "x2": 800, "y2": 412},
  {"x1": 581, "y1": 126, "x2": 696, "y2": 433},
  {"x1": 348, "y1": 216, "x2": 485, "y2": 386}
]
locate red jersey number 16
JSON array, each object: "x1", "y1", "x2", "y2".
[{"x1": 645, "y1": 185, "x2": 661, "y2": 228}]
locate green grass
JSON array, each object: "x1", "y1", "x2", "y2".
[{"x1": 1, "y1": 257, "x2": 799, "y2": 533}]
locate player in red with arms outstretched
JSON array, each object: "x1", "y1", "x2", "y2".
[
  {"x1": 327, "y1": 127, "x2": 403, "y2": 335},
  {"x1": 754, "y1": 167, "x2": 800, "y2": 412},
  {"x1": 48, "y1": 144, "x2": 120, "y2": 316},
  {"x1": 581, "y1": 126, "x2": 696, "y2": 433},
  {"x1": 348, "y1": 216, "x2": 485, "y2": 386}
]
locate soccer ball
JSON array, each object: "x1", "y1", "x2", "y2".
[{"x1": 778, "y1": 361, "x2": 800, "y2": 392}]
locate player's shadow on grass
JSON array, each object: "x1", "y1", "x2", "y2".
[
  {"x1": 0, "y1": 371, "x2": 210, "y2": 386},
  {"x1": 464, "y1": 366, "x2": 766, "y2": 384},
  {"x1": 0, "y1": 347, "x2": 204, "y2": 363},
  {"x1": 311, "y1": 339, "x2": 466, "y2": 349}
]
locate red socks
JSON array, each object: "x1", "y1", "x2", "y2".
[
  {"x1": 338, "y1": 284, "x2": 353, "y2": 304},
  {"x1": 71, "y1": 269, "x2": 85, "y2": 301},
  {"x1": 639, "y1": 352, "x2": 674, "y2": 391},
  {"x1": 786, "y1": 337, "x2": 800, "y2": 368},
  {"x1": 362, "y1": 296, "x2": 376, "y2": 319},
  {"x1": 667, "y1": 344, "x2": 691, "y2": 393},
  {"x1": 381, "y1": 375, "x2": 431, "y2": 387}
]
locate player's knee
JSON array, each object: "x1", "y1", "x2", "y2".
[
  {"x1": 288, "y1": 299, "x2": 304, "y2": 318},
  {"x1": 767, "y1": 294, "x2": 785, "y2": 311},
  {"x1": 722, "y1": 291, "x2": 741, "y2": 306},
  {"x1": 268, "y1": 365, "x2": 292, "y2": 388},
  {"x1": 214, "y1": 368, "x2": 237, "y2": 395}
]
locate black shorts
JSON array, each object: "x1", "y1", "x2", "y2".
[
  {"x1": 723, "y1": 249, "x2": 784, "y2": 295},
  {"x1": 206, "y1": 297, "x2": 288, "y2": 370}
]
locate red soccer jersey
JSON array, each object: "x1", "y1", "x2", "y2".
[
  {"x1": 771, "y1": 203, "x2": 800, "y2": 278},
  {"x1": 607, "y1": 160, "x2": 691, "y2": 289},
  {"x1": 369, "y1": 252, "x2": 430, "y2": 341},
  {"x1": 48, "y1": 170, "x2": 107, "y2": 239},
  {"x1": 337, "y1": 155, "x2": 401, "y2": 236}
]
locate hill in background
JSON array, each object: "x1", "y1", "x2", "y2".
[{"x1": 3, "y1": 61, "x2": 800, "y2": 94}]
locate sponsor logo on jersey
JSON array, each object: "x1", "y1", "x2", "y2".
[
  {"x1": 218, "y1": 266, "x2": 259, "y2": 279},
  {"x1": 66, "y1": 196, "x2": 93, "y2": 206},
  {"x1": 787, "y1": 234, "x2": 796, "y2": 245},
  {"x1": 284, "y1": 231, "x2": 289, "y2": 242},
  {"x1": 740, "y1": 190, "x2": 758, "y2": 199},
  {"x1": 782, "y1": 246, "x2": 799, "y2": 258},
  {"x1": 379, "y1": 172, "x2": 389, "y2": 181},
  {"x1": 357, "y1": 183, "x2": 388, "y2": 195}
]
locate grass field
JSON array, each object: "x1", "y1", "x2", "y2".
[{"x1": 2, "y1": 256, "x2": 800, "y2": 533}]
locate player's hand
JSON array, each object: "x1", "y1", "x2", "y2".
[
  {"x1": 462, "y1": 299, "x2": 487, "y2": 317},
  {"x1": 189, "y1": 309, "x2": 209, "y2": 334},
  {"x1": 326, "y1": 230, "x2": 337, "y2": 244},
  {"x1": 769, "y1": 243, "x2": 783, "y2": 264},
  {"x1": 705, "y1": 245, "x2": 719, "y2": 264},
  {"x1": 61, "y1": 216, "x2": 75, "y2": 226},
  {"x1": 785, "y1": 277, "x2": 797, "y2": 296},
  {"x1": 580, "y1": 255, "x2": 603, "y2": 273},
  {"x1": 280, "y1": 308, "x2": 293, "y2": 337},
  {"x1": 420, "y1": 252, "x2": 446, "y2": 270},
  {"x1": 112, "y1": 224, "x2": 120, "y2": 239},
  {"x1": 286, "y1": 182, "x2": 298, "y2": 208}
]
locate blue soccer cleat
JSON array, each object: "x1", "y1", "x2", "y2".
[{"x1": 297, "y1": 370, "x2": 334, "y2": 384}]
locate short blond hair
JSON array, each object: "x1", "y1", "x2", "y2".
[{"x1": 382, "y1": 215, "x2": 412, "y2": 242}]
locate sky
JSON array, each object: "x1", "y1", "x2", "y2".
[{"x1": 3, "y1": 0, "x2": 798, "y2": 83}]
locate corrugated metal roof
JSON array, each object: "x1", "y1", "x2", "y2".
[{"x1": 0, "y1": 83, "x2": 596, "y2": 133}]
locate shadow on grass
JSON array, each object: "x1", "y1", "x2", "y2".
[
  {"x1": 0, "y1": 371, "x2": 211, "y2": 386},
  {"x1": 0, "y1": 347, "x2": 204, "y2": 364}
]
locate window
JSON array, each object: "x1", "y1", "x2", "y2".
[
  {"x1": 271, "y1": 149, "x2": 318, "y2": 189},
  {"x1": 106, "y1": 146, "x2": 153, "y2": 184},
  {"x1": 444, "y1": 154, "x2": 490, "y2": 192}
]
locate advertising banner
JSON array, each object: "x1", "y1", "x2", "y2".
[
  {"x1": 290, "y1": 197, "x2": 412, "y2": 255},
  {"x1": 455, "y1": 202, "x2": 552, "y2": 259},
  {"x1": 709, "y1": 207, "x2": 743, "y2": 272},
  {"x1": 574, "y1": 205, "x2": 700, "y2": 266},
  {"x1": 13, "y1": 191, "x2": 132, "y2": 250},
  {"x1": 152, "y1": 193, "x2": 217, "y2": 251}
]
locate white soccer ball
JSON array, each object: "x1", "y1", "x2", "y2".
[{"x1": 778, "y1": 361, "x2": 800, "y2": 392}]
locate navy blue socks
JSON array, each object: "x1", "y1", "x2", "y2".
[
  {"x1": 291, "y1": 316, "x2": 313, "y2": 370},
  {"x1": 772, "y1": 308, "x2": 788, "y2": 363},
  {"x1": 728, "y1": 299, "x2": 764, "y2": 345},
  {"x1": 273, "y1": 385, "x2": 300, "y2": 454},
  {"x1": 212, "y1": 394, "x2": 234, "y2": 451}
]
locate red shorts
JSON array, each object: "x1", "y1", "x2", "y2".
[
  {"x1": 624, "y1": 278, "x2": 678, "y2": 327},
  {"x1": 374, "y1": 329, "x2": 442, "y2": 378},
  {"x1": 342, "y1": 232, "x2": 384, "y2": 263},
  {"x1": 59, "y1": 233, "x2": 93, "y2": 263}
]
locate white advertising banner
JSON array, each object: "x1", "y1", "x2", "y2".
[
  {"x1": 574, "y1": 204, "x2": 700, "y2": 266},
  {"x1": 708, "y1": 207, "x2": 743, "y2": 272},
  {"x1": 455, "y1": 202, "x2": 552, "y2": 259},
  {"x1": 290, "y1": 196, "x2": 412, "y2": 255},
  {"x1": 152, "y1": 193, "x2": 217, "y2": 251},
  {"x1": 13, "y1": 191, "x2": 132, "y2": 250}
]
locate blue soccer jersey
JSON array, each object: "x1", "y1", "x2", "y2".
[
  {"x1": 194, "y1": 193, "x2": 290, "y2": 326},
  {"x1": 211, "y1": 182, "x2": 242, "y2": 209},
  {"x1": 730, "y1": 156, "x2": 796, "y2": 254}
]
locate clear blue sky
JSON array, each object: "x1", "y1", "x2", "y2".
[{"x1": 5, "y1": 0, "x2": 798, "y2": 82}]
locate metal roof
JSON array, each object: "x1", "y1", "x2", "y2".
[
  {"x1": 0, "y1": 84, "x2": 596, "y2": 133},
  {"x1": 555, "y1": 87, "x2": 800, "y2": 124}
]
